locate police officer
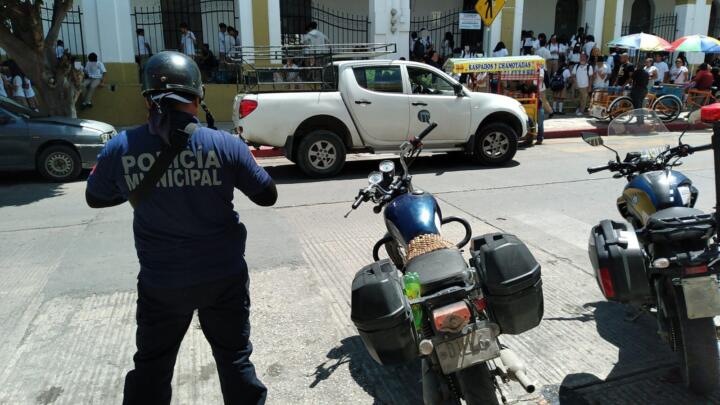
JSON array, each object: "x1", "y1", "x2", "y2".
[{"x1": 85, "y1": 51, "x2": 275, "y2": 405}]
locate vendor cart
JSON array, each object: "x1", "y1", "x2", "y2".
[{"x1": 445, "y1": 55, "x2": 545, "y2": 146}]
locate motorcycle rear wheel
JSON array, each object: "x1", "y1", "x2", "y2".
[
  {"x1": 456, "y1": 363, "x2": 500, "y2": 405},
  {"x1": 671, "y1": 284, "x2": 720, "y2": 395}
]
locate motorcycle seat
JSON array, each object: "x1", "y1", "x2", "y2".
[
  {"x1": 645, "y1": 207, "x2": 715, "y2": 242},
  {"x1": 405, "y1": 248, "x2": 468, "y2": 296}
]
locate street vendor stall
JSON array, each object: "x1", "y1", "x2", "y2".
[{"x1": 445, "y1": 55, "x2": 545, "y2": 146}]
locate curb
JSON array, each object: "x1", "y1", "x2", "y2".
[
  {"x1": 544, "y1": 122, "x2": 707, "y2": 139},
  {"x1": 251, "y1": 147, "x2": 285, "y2": 158}
]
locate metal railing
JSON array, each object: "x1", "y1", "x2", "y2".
[
  {"x1": 42, "y1": 5, "x2": 85, "y2": 62},
  {"x1": 280, "y1": 2, "x2": 370, "y2": 46},
  {"x1": 622, "y1": 13, "x2": 678, "y2": 41}
]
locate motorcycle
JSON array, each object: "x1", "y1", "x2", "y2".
[
  {"x1": 582, "y1": 108, "x2": 720, "y2": 394},
  {"x1": 347, "y1": 122, "x2": 544, "y2": 404}
]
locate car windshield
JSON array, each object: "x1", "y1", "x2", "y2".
[
  {"x1": 0, "y1": 96, "x2": 45, "y2": 118},
  {"x1": 603, "y1": 108, "x2": 676, "y2": 160}
]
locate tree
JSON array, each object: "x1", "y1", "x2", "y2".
[{"x1": 0, "y1": 0, "x2": 82, "y2": 117}]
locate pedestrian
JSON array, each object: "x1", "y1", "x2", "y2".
[
  {"x1": 614, "y1": 53, "x2": 634, "y2": 87},
  {"x1": 80, "y1": 52, "x2": 106, "y2": 109},
  {"x1": 218, "y1": 23, "x2": 228, "y2": 62},
  {"x1": 630, "y1": 62, "x2": 649, "y2": 112},
  {"x1": 583, "y1": 35, "x2": 596, "y2": 57},
  {"x1": 593, "y1": 56, "x2": 608, "y2": 91},
  {"x1": 427, "y1": 50, "x2": 442, "y2": 69},
  {"x1": 179, "y1": 22, "x2": 197, "y2": 58},
  {"x1": 492, "y1": 41, "x2": 508, "y2": 57},
  {"x1": 569, "y1": 42, "x2": 582, "y2": 64},
  {"x1": 56, "y1": 39, "x2": 65, "y2": 60},
  {"x1": 654, "y1": 53, "x2": 669, "y2": 83},
  {"x1": 571, "y1": 53, "x2": 593, "y2": 116},
  {"x1": 0, "y1": 63, "x2": 10, "y2": 99},
  {"x1": 85, "y1": 51, "x2": 274, "y2": 405},
  {"x1": 669, "y1": 57, "x2": 688, "y2": 84},
  {"x1": 550, "y1": 57, "x2": 571, "y2": 115},
  {"x1": 547, "y1": 35, "x2": 564, "y2": 76},
  {"x1": 643, "y1": 58, "x2": 658, "y2": 91},
  {"x1": 23, "y1": 76, "x2": 39, "y2": 111},
  {"x1": 537, "y1": 63, "x2": 552, "y2": 142},
  {"x1": 136, "y1": 28, "x2": 152, "y2": 69},
  {"x1": 7, "y1": 60, "x2": 28, "y2": 107},
  {"x1": 691, "y1": 63, "x2": 714, "y2": 90},
  {"x1": 419, "y1": 27, "x2": 432, "y2": 49},
  {"x1": 302, "y1": 21, "x2": 328, "y2": 52},
  {"x1": 570, "y1": 27, "x2": 585, "y2": 47},
  {"x1": 522, "y1": 30, "x2": 537, "y2": 55},
  {"x1": 535, "y1": 39, "x2": 551, "y2": 62},
  {"x1": 197, "y1": 43, "x2": 218, "y2": 83},
  {"x1": 441, "y1": 32, "x2": 454, "y2": 59}
]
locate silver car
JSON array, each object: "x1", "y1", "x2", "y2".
[{"x1": 0, "y1": 96, "x2": 116, "y2": 182}]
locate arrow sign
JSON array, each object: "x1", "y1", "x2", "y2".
[{"x1": 476, "y1": 0, "x2": 505, "y2": 26}]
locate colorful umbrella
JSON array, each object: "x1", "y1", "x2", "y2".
[
  {"x1": 669, "y1": 35, "x2": 720, "y2": 52},
  {"x1": 607, "y1": 33, "x2": 672, "y2": 51}
]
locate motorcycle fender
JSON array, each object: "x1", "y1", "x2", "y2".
[{"x1": 681, "y1": 276, "x2": 720, "y2": 319}]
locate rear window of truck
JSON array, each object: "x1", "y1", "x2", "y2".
[{"x1": 353, "y1": 66, "x2": 403, "y2": 93}]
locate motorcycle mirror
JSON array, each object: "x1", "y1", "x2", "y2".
[{"x1": 581, "y1": 132, "x2": 604, "y2": 147}]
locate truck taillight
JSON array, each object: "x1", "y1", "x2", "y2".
[
  {"x1": 240, "y1": 99, "x2": 258, "y2": 118},
  {"x1": 598, "y1": 267, "x2": 615, "y2": 298},
  {"x1": 433, "y1": 301, "x2": 471, "y2": 333}
]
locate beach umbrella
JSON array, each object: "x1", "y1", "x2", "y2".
[
  {"x1": 607, "y1": 33, "x2": 672, "y2": 51},
  {"x1": 669, "y1": 35, "x2": 720, "y2": 52}
]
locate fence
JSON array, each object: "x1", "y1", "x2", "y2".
[
  {"x1": 131, "y1": 0, "x2": 238, "y2": 58},
  {"x1": 622, "y1": 12, "x2": 678, "y2": 41},
  {"x1": 280, "y1": 1, "x2": 370, "y2": 45},
  {"x1": 410, "y1": 9, "x2": 480, "y2": 58}
]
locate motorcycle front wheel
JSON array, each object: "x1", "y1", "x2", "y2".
[{"x1": 670, "y1": 284, "x2": 720, "y2": 395}]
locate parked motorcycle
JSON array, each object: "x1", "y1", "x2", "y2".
[
  {"x1": 347, "y1": 122, "x2": 544, "y2": 404},
  {"x1": 582, "y1": 109, "x2": 720, "y2": 394}
]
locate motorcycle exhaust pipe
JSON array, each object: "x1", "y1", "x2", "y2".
[{"x1": 499, "y1": 348, "x2": 536, "y2": 394}]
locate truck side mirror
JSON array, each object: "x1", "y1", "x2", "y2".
[{"x1": 453, "y1": 83, "x2": 463, "y2": 96}]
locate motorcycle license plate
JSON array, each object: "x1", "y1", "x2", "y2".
[
  {"x1": 682, "y1": 276, "x2": 720, "y2": 319},
  {"x1": 434, "y1": 322, "x2": 500, "y2": 375}
]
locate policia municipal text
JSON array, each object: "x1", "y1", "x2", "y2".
[{"x1": 85, "y1": 52, "x2": 276, "y2": 405}]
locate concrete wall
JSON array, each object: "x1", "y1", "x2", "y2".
[
  {"x1": 410, "y1": 0, "x2": 464, "y2": 16},
  {"x1": 521, "y1": 0, "x2": 558, "y2": 37},
  {"x1": 315, "y1": 0, "x2": 369, "y2": 14},
  {"x1": 622, "y1": 0, "x2": 676, "y2": 23}
]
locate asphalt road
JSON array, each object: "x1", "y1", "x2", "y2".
[{"x1": 1, "y1": 131, "x2": 719, "y2": 404}]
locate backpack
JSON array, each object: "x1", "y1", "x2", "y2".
[
  {"x1": 550, "y1": 69, "x2": 566, "y2": 91},
  {"x1": 413, "y1": 39, "x2": 425, "y2": 60}
]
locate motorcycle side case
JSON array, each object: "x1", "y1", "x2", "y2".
[
  {"x1": 470, "y1": 233, "x2": 544, "y2": 335},
  {"x1": 351, "y1": 259, "x2": 418, "y2": 365},
  {"x1": 588, "y1": 220, "x2": 650, "y2": 303}
]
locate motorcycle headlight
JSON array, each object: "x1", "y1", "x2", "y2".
[{"x1": 678, "y1": 185, "x2": 692, "y2": 206}]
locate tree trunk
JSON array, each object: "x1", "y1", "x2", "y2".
[{"x1": 35, "y1": 77, "x2": 77, "y2": 117}]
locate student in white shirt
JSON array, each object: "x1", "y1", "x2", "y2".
[
  {"x1": 81, "y1": 52, "x2": 106, "y2": 108},
  {"x1": 136, "y1": 28, "x2": 151, "y2": 70},
  {"x1": 654, "y1": 53, "x2": 669, "y2": 83},
  {"x1": 302, "y1": 21, "x2": 328, "y2": 54},
  {"x1": 547, "y1": 35, "x2": 564, "y2": 76},
  {"x1": 593, "y1": 57, "x2": 608, "y2": 90},
  {"x1": 7, "y1": 61, "x2": 28, "y2": 107},
  {"x1": 179, "y1": 22, "x2": 197, "y2": 57},
  {"x1": 644, "y1": 58, "x2": 658, "y2": 90},
  {"x1": 535, "y1": 39, "x2": 551, "y2": 61},
  {"x1": 218, "y1": 23, "x2": 228, "y2": 61},
  {"x1": 522, "y1": 31, "x2": 537, "y2": 55},
  {"x1": 56, "y1": 40, "x2": 65, "y2": 60},
  {"x1": 572, "y1": 53, "x2": 594, "y2": 115},
  {"x1": 492, "y1": 42, "x2": 508, "y2": 57},
  {"x1": 583, "y1": 35, "x2": 596, "y2": 58},
  {"x1": 670, "y1": 58, "x2": 688, "y2": 84}
]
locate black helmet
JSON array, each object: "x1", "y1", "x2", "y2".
[{"x1": 141, "y1": 51, "x2": 203, "y2": 99}]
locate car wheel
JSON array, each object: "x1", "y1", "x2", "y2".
[
  {"x1": 474, "y1": 123, "x2": 518, "y2": 165},
  {"x1": 37, "y1": 144, "x2": 82, "y2": 182},
  {"x1": 296, "y1": 130, "x2": 346, "y2": 178}
]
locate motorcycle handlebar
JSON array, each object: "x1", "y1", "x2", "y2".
[
  {"x1": 415, "y1": 122, "x2": 438, "y2": 143},
  {"x1": 689, "y1": 143, "x2": 713, "y2": 153},
  {"x1": 587, "y1": 164, "x2": 610, "y2": 174},
  {"x1": 352, "y1": 193, "x2": 365, "y2": 209}
]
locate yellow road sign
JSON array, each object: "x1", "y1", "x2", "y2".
[{"x1": 476, "y1": 0, "x2": 505, "y2": 26}]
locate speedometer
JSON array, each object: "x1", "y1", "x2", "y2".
[
  {"x1": 379, "y1": 160, "x2": 395, "y2": 174},
  {"x1": 368, "y1": 171, "x2": 383, "y2": 185}
]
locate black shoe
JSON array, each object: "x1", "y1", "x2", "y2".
[
  {"x1": 548, "y1": 113, "x2": 555, "y2": 119},
  {"x1": 535, "y1": 139, "x2": 543, "y2": 145}
]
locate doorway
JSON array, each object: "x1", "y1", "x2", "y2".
[{"x1": 554, "y1": 0, "x2": 579, "y2": 41}]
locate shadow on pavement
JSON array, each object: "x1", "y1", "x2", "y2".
[
  {"x1": 0, "y1": 171, "x2": 90, "y2": 207},
  {"x1": 550, "y1": 301, "x2": 720, "y2": 404},
  {"x1": 310, "y1": 336, "x2": 422, "y2": 404},
  {"x1": 266, "y1": 154, "x2": 521, "y2": 185}
]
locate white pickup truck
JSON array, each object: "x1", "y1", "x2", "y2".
[{"x1": 232, "y1": 59, "x2": 529, "y2": 177}]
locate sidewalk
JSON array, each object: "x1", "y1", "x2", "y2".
[{"x1": 543, "y1": 114, "x2": 703, "y2": 138}]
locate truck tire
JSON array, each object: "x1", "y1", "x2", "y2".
[
  {"x1": 671, "y1": 284, "x2": 720, "y2": 395},
  {"x1": 296, "y1": 130, "x2": 346, "y2": 178},
  {"x1": 37, "y1": 144, "x2": 82, "y2": 182},
  {"x1": 474, "y1": 123, "x2": 518, "y2": 165}
]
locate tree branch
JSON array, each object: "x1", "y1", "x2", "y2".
[
  {"x1": 0, "y1": 19, "x2": 29, "y2": 58},
  {"x1": 44, "y1": 0, "x2": 74, "y2": 51}
]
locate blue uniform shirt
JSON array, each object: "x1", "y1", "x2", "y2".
[{"x1": 87, "y1": 123, "x2": 273, "y2": 288}]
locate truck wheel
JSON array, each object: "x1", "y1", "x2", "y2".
[
  {"x1": 37, "y1": 144, "x2": 82, "y2": 182},
  {"x1": 296, "y1": 130, "x2": 346, "y2": 178},
  {"x1": 474, "y1": 123, "x2": 518, "y2": 165}
]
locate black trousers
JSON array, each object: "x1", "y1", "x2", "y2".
[
  {"x1": 123, "y1": 275, "x2": 267, "y2": 405},
  {"x1": 630, "y1": 89, "x2": 648, "y2": 109}
]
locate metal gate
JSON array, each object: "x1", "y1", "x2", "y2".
[
  {"x1": 410, "y1": 9, "x2": 479, "y2": 57},
  {"x1": 622, "y1": 12, "x2": 678, "y2": 41},
  {"x1": 131, "y1": 0, "x2": 238, "y2": 58},
  {"x1": 42, "y1": 5, "x2": 85, "y2": 62},
  {"x1": 280, "y1": 1, "x2": 370, "y2": 45}
]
